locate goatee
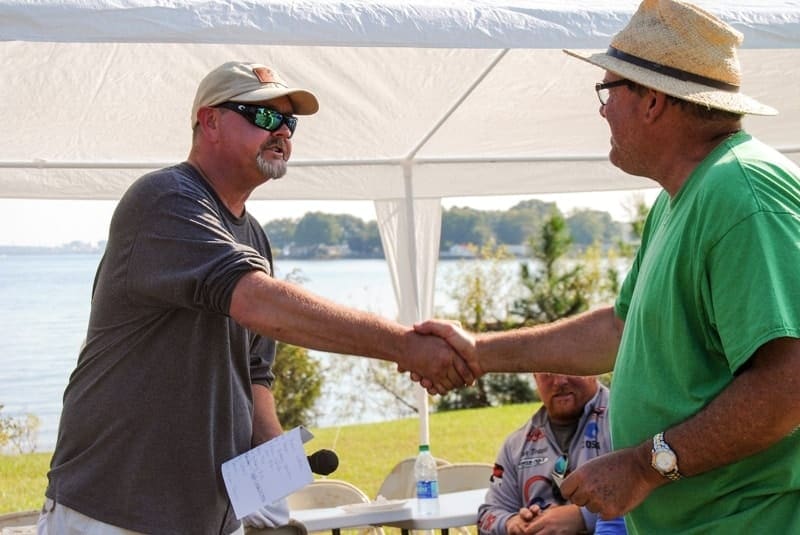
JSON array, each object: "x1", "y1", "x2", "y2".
[{"x1": 257, "y1": 154, "x2": 287, "y2": 180}]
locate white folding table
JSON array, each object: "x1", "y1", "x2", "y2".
[{"x1": 290, "y1": 488, "x2": 488, "y2": 535}]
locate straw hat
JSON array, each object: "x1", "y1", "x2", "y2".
[
  {"x1": 564, "y1": 0, "x2": 777, "y2": 116},
  {"x1": 191, "y1": 61, "x2": 319, "y2": 126}
]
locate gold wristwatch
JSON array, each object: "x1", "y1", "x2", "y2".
[{"x1": 651, "y1": 432, "x2": 682, "y2": 481}]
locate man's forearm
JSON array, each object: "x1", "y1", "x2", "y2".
[
  {"x1": 231, "y1": 271, "x2": 477, "y2": 393},
  {"x1": 663, "y1": 337, "x2": 800, "y2": 477},
  {"x1": 557, "y1": 338, "x2": 800, "y2": 519},
  {"x1": 231, "y1": 271, "x2": 405, "y2": 362},
  {"x1": 475, "y1": 306, "x2": 622, "y2": 375}
]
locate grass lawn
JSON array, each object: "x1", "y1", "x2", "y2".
[
  {"x1": 0, "y1": 451, "x2": 52, "y2": 514},
  {"x1": 0, "y1": 402, "x2": 538, "y2": 515}
]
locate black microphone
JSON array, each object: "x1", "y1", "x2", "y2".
[{"x1": 307, "y1": 449, "x2": 339, "y2": 475}]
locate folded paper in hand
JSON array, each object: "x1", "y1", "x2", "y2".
[{"x1": 222, "y1": 426, "x2": 314, "y2": 519}]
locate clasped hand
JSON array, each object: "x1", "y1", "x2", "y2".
[
  {"x1": 397, "y1": 319, "x2": 482, "y2": 394},
  {"x1": 507, "y1": 504, "x2": 585, "y2": 535}
]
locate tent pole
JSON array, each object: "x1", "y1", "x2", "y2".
[{"x1": 401, "y1": 162, "x2": 430, "y2": 446}]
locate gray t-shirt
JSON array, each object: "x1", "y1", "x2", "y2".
[{"x1": 46, "y1": 163, "x2": 275, "y2": 534}]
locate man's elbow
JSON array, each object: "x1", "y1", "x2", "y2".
[{"x1": 229, "y1": 270, "x2": 269, "y2": 329}]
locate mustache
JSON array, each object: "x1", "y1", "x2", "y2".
[{"x1": 263, "y1": 139, "x2": 287, "y2": 152}]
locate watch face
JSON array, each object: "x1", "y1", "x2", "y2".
[{"x1": 655, "y1": 451, "x2": 676, "y2": 471}]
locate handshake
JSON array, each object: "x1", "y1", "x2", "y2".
[{"x1": 399, "y1": 319, "x2": 481, "y2": 396}]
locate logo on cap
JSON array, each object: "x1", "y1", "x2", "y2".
[{"x1": 253, "y1": 67, "x2": 277, "y2": 85}]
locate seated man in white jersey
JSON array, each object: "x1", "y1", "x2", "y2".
[{"x1": 478, "y1": 373, "x2": 625, "y2": 535}]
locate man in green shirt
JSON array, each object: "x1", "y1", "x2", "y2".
[{"x1": 415, "y1": 1, "x2": 800, "y2": 533}]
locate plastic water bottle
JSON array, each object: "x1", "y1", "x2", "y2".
[{"x1": 414, "y1": 444, "x2": 440, "y2": 515}]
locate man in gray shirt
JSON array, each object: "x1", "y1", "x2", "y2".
[{"x1": 39, "y1": 61, "x2": 478, "y2": 535}]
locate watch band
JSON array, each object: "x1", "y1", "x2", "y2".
[{"x1": 652, "y1": 432, "x2": 682, "y2": 481}]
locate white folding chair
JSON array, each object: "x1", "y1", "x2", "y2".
[
  {"x1": 287, "y1": 479, "x2": 385, "y2": 535},
  {"x1": 376, "y1": 456, "x2": 451, "y2": 500},
  {"x1": 436, "y1": 463, "x2": 492, "y2": 494},
  {"x1": 245, "y1": 518, "x2": 309, "y2": 535},
  {"x1": 0, "y1": 509, "x2": 39, "y2": 535},
  {"x1": 432, "y1": 463, "x2": 492, "y2": 535}
]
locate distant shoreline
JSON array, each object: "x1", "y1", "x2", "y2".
[
  {"x1": 0, "y1": 244, "x2": 528, "y2": 260},
  {"x1": 0, "y1": 244, "x2": 104, "y2": 255}
]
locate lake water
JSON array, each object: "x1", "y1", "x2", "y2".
[{"x1": 0, "y1": 253, "x2": 523, "y2": 451}]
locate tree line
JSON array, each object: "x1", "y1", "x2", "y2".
[{"x1": 264, "y1": 198, "x2": 634, "y2": 258}]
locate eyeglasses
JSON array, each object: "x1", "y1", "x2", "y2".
[
  {"x1": 216, "y1": 102, "x2": 298, "y2": 137},
  {"x1": 551, "y1": 455, "x2": 569, "y2": 501},
  {"x1": 595, "y1": 79, "x2": 635, "y2": 106}
]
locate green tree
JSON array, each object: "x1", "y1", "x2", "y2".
[
  {"x1": 263, "y1": 217, "x2": 297, "y2": 250},
  {"x1": 0, "y1": 404, "x2": 40, "y2": 454},
  {"x1": 566, "y1": 209, "x2": 624, "y2": 250},
  {"x1": 493, "y1": 210, "x2": 534, "y2": 245},
  {"x1": 606, "y1": 194, "x2": 652, "y2": 296},
  {"x1": 361, "y1": 220, "x2": 384, "y2": 257},
  {"x1": 336, "y1": 214, "x2": 365, "y2": 241},
  {"x1": 271, "y1": 343, "x2": 323, "y2": 429},
  {"x1": 440, "y1": 207, "x2": 492, "y2": 250},
  {"x1": 510, "y1": 199, "x2": 558, "y2": 218},
  {"x1": 336, "y1": 215, "x2": 383, "y2": 257},
  {"x1": 436, "y1": 243, "x2": 536, "y2": 411},
  {"x1": 511, "y1": 212, "x2": 620, "y2": 388},
  {"x1": 493, "y1": 199, "x2": 557, "y2": 246},
  {"x1": 512, "y1": 211, "x2": 599, "y2": 323},
  {"x1": 442, "y1": 242, "x2": 516, "y2": 330},
  {"x1": 294, "y1": 212, "x2": 343, "y2": 247},
  {"x1": 617, "y1": 193, "x2": 651, "y2": 257}
]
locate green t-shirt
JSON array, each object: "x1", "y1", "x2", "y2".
[{"x1": 613, "y1": 132, "x2": 800, "y2": 533}]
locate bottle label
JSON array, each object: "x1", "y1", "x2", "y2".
[{"x1": 416, "y1": 480, "x2": 439, "y2": 499}]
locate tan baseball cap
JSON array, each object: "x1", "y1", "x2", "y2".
[{"x1": 191, "y1": 61, "x2": 319, "y2": 126}]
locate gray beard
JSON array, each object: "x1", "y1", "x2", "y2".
[{"x1": 257, "y1": 154, "x2": 287, "y2": 180}]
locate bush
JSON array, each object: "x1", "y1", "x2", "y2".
[
  {"x1": 437, "y1": 373, "x2": 537, "y2": 411},
  {"x1": 0, "y1": 405, "x2": 40, "y2": 454},
  {"x1": 271, "y1": 343, "x2": 323, "y2": 429}
]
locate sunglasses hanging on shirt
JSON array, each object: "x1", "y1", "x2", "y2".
[{"x1": 551, "y1": 454, "x2": 569, "y2": 501}]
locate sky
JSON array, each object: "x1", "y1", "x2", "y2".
[{"x1": 0, "y1": 189, "x2": 661, "y2": 247}]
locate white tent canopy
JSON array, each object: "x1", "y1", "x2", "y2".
[
  {"x1": 3, "y1": 0, "x2": 800, "y2": 441},
  {"x1": 3, "y1": 1, "x2": 799, "y2": 201}
]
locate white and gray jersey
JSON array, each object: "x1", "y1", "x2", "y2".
[{"x1": 478, "y1": 385, "x2": 612, "y2": 535}]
